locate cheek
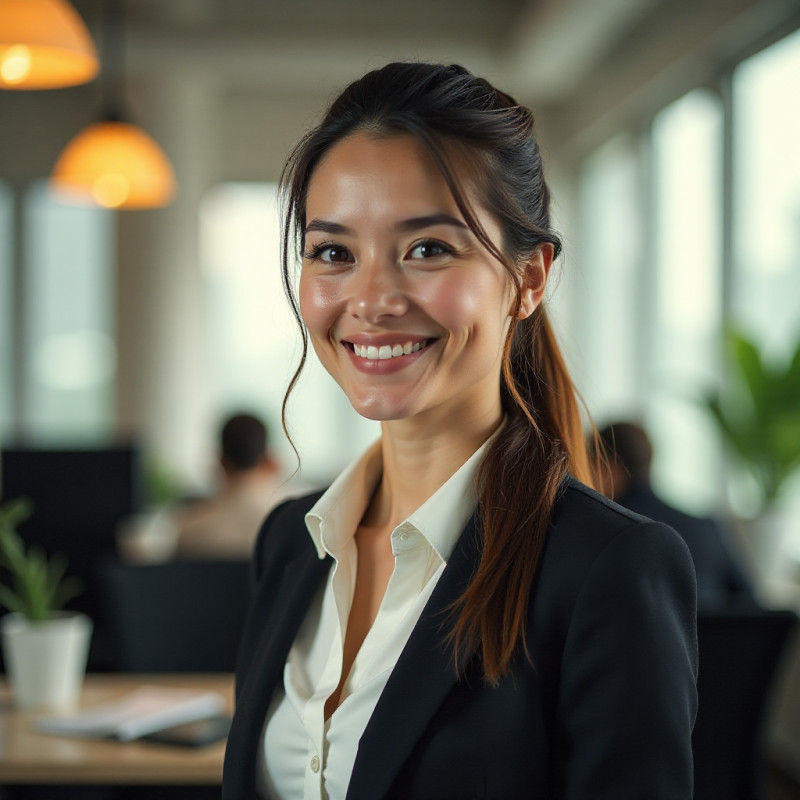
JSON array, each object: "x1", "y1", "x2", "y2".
[
  {"x1": 298, "y1": 275, "x2": 338, "y2": 338},
  {"x1": 420, "y1": 270, "x2": 510, "y2": 334}
]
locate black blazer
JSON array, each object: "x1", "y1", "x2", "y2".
[
  {"x1": 223, "y1": 477, "x2": 698, "y2": 799},
  {"x1": 617, "y1": 482, "x2": 756, "y2": 609}
]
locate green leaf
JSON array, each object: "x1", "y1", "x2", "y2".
[
  {"x1": 0, "y1": 498, "x2": 82, "y2": 622},
  {"x1": 783, "y1": 339, "x2": 800, "y2": 407},
  {"x1": 51, "y1": 576, "x2": 83, "y2": 611},
  {"x1": 0, "y1": 584, "x2": 26, "y2": 614},
  {"x1": 731, "y1": 331, "x2": 769, "y2": 420},
  {"x1": 704, "y1": 392, "x2": 757, "y2": 463},
  {"x1": 0, "y1": 497, "x2": 33, "y2": 532}
]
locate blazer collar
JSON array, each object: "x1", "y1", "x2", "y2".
[{"x1": 346, "y1": 513, "x2": 482, "y2": 800}]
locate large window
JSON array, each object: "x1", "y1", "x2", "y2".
[
  {"x1": 649, "y1": 89, "x2": 724, "y2": 512},
  {"x1": 200, "y1": 183, "x2": 379, "y2": 486},
  {"x1": 730, "y1": 28, "x2": 800, "y2": 537},
  {"x1": 21, "y1": 183, "x2": 116, "y2": 444},
  {"x1": 576, "y1": 27, "x2": 800, "y2": 539},
  {"x1": 1, "y1": 183, "x2": 115, "y2": 446},
  {"x1": 732, "y1": 27, "x2": 800, "y2": 354},
  {"x1": 576, "y1": 134, "x2": 644, "y2": 422}
]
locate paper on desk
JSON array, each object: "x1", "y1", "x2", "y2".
[{"x1": 35, "y1": 685, "x2": 227, "y2": 742}]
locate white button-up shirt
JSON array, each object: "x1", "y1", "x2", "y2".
[{"x1": 257, "y1": 437, "x2": 491, "y2": 800}]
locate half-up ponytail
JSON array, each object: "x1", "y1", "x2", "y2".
[
  {"x1": 279, "y1": 61, "x2": 594, "y2": 685},
  {"x1": 449, "y1": 306, "x2": 592, "y2": 684}
]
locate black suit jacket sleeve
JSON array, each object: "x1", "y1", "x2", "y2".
[{"x1": 555, "y1": 522, "x2": 698, "y2": 799}]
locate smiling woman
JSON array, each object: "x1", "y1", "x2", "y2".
[
  {"x1": 223, "y1": 62, "x2": 698, "y2": 800},
  {"x1": 299, "y1": 132, "x2": 527, "y2": 424}
]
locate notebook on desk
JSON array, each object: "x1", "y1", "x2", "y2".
[{"x1": 35, "y1": 685, "x2": 227, "y2": 742}]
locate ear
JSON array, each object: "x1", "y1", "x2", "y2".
[{"x1": 517, "y1": 243, "x2": 554, "y2": 320}]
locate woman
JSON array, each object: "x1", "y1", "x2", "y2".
[{"x1": 223, "y1": 62, "x2": 697, "y2": 800}]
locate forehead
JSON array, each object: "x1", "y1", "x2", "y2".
[{"x1": 305, "y1": 131, "x2": 465, "y2": 219}]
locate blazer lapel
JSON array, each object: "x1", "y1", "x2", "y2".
[
  {"x1": 225, "y1": 549, "x2": 332, "y2": 794},
  {"x1": 346, "y1": 515, "x2": 482, "y2": 800}
]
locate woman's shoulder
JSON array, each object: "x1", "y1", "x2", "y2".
[
  {"x1": 265, "y1": 489, "x2": 327, "y2": 526},
  {"x1": 552, "y1": 474, "x2": 688, "y2": 546},
  {"x1": 251, "y1": 489, "x2": 328, "y2": 569},
  {"x1": 538, "y1": 475, "x2": 696, "y2": 606}
]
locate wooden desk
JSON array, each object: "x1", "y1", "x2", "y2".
[{"x1": 0, "y1": 673, "x2": 234, "y2": 785}]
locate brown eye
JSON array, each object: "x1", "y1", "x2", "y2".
[
  {"x1": 408, "y1": 240, "x2": 450, "y2": 259},
  {"x1": 320, "y1": 246, "x2": 351, "y2": 263},
  {"x1": 305, "y1": 243, "x2": 354, "y2": 263}
]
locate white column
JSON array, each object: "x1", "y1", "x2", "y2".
[{"x1": 116, "y1": 74, "x2": 218, "y2": 490}]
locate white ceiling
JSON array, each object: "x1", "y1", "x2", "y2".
[{"x1": 70, "y1": 0, "x2": 664, "y2": 106}]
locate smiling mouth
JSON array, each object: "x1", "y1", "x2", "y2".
[{"x1": 345, "y1": 339, "x2": 435, "y2": 360}]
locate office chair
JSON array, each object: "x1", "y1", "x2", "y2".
[
  {"x1": 97, "y1": 559, "x2": 252, "y2": 673},
  {"x1": 693, "y1": 608, "x2": 798, "y2": 800}
]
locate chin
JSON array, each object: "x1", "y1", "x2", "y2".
[{"x1": 348, "y1": 393, "x2": 418, "y2": 422}]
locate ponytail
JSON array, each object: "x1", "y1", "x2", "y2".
[{"x1": 447, "y1": 307, "x2": 593, "y2": 685}]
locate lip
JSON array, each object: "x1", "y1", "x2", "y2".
[{"x1": 340, "y1": 335, "x2": 437, "y2": 374}]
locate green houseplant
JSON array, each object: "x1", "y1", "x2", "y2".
[
  {"x1": 702, "y1": 328, "x2": 800, "y2": 592},
  {"x1": 703, "y1": 328, "x2": 800, "y2": 513},
  {"x1": 0, "y1": 497, "x2": 92, "y2": 710},
  {"x1": 0, "y1": 497, "x2": 82, "y2": 621}
]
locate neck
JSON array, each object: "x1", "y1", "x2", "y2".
[
  {"x1": 224, "y1": 466, "x2": 275, "y2": 491},
  {"x1": 364, "y1": 399, "x2": 503, "y2": 529}
]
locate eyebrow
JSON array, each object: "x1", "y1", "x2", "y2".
[
  {"x1": 304, "y1": 219, "x2": 354, "y2": 236},
  {"x1": 394, "y1": 213, "x2": 469, "y2": 233},
  {"x1": 303, "y1": 212, "x2": 468, "y2": 237}
]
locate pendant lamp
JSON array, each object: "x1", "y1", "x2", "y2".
[
  {"x1": 49, "y1": 0, "x2": 175, "y2": 209},
  {"x1": 51, "y1": 115, "x2": 176, "y2": 209},
  {"x1": 0, "y1": 0, "x2": 99, "y2": 89}
]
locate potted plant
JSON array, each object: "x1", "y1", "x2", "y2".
[
  {"x1": 702, "y1": 327, "x2": 800, "y2": 588},
  {"x1": 0, "y1": 497, "x2": 92, "y2": 710}
]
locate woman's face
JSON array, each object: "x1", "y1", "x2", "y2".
[{"x1": 298, "y1": 131, "x2": 546, "y2": 425}]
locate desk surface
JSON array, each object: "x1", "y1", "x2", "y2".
[{"x1": 0, "y1": 673, "x2": 234, "y2": 785}]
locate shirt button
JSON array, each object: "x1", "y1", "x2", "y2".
[{"x1": 310, "y1": 754, "x2": 320, "y2": 773}]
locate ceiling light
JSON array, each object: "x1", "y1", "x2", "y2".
[
  {"x1": 51, "y1": 118, "x2": 176, "y2": 209},
  {"x1": 0, "y1": 0, "x2": 99, "y2": 90},
  {"x1": 48, "y1": 0, "x2": 176, "y2": 210}
]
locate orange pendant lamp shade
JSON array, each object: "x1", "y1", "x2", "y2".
[
  {"x1": 51, "y1": 121, "x2": 176, "y2": 209},
  {"x1": 0, "y1": 0, "x2": 99, "y2": 89}
]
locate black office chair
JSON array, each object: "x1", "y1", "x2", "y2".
[
  {"x1": 693, "y1": 608, "x2": 798, "y2": 800},
  {"x1": 97, "y1": 559, "x2": 252, "y2": 673}
]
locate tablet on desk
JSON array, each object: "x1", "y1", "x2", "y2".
[{"x1": 142, "y1": 714, "x2": 232, "y2": 747}]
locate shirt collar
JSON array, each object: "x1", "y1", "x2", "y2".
[
  {"x1": 304, "y1": 439, "x2": 383, "y2": 560},
  {"x1": 304, "y1": 430, "x2": 498, "y2": 564}
]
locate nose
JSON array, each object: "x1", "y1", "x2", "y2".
[{"x1": 347, "y1": 261, "x2": 409, "y2": 323}]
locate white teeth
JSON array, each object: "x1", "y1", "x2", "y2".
[{"x1": 352, "y1": 340, "x2": 428, "y2": 359}]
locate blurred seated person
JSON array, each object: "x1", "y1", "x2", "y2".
[
  {"x1": 174, "y1": 413, "x2": 284, "y2": 560},
  {"x1": 596, "y1": 421, "x2": 757, "y2": 609}
]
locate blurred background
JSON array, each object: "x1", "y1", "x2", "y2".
[
  {"x1": 0, "y1": 0, "x2": 799, "y2": 563},
  {"x1": 1, "y1": 0, "x2": 800, "y2": 795}
]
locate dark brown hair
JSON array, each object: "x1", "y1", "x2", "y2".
[{"x1": 279, "y1": 62, "x2": 593, "y2": 684}]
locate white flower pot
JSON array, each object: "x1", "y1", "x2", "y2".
[{"x1": 0, "y1": 612, "x2": 92, "y2": 710}]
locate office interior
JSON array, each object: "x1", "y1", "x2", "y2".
[{"x1": 1, "y1": 0, "x2": 800, "y2": 797}]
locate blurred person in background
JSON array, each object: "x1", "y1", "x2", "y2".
[
  {"x1": 596, "y1": 421, "x2": 757, "y2": 609},
  {"x1": 174, "y1": 412, "x2": 284, "y2": 560}
]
